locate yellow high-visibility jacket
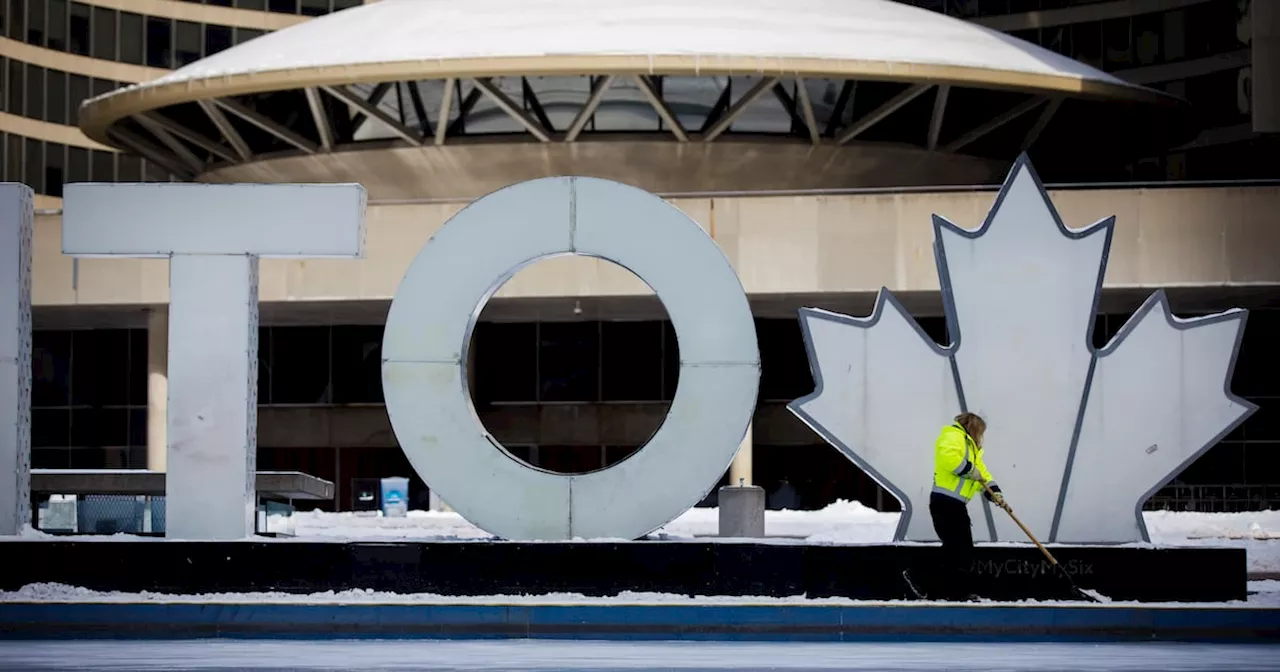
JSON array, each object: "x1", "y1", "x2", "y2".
[{"x1": 933, "y1": 423, "x2": 996, "y2": 502}]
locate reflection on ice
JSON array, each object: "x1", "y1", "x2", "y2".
[{"x1": 1, "y1": 640, "x2": 1278, "y2": 671}]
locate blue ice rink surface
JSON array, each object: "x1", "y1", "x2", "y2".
[{"x1": 0, "y1": 640, "x2": 1278, "y2": 671}]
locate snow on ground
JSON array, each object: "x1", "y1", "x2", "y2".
[
  {"x1": 2, "y1": 580, "x2": 1277, "y2": 608},
  {"x1": 276, "y1": 502, "x2": 1280, "y2": 574},
  {"x1": 10, "y1": 501, "x2": 1279, "y2": 574}
]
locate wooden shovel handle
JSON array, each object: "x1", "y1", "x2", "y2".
[{"x1": 980, "y1": 480, "x2": 1061, "y2": 568}]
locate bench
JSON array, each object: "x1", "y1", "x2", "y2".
[{"x1": 29, "y1": 469, "x2": 335, "y2": 536}]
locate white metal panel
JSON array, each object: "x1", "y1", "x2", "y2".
[
  {"x1": 62, "y1": 183, "x2": 367, "y2": 258},
  {"x1": 0, "y1": 184, "x2": 31, "y2": 536},
  {"x1": 934, "y1": 160, "x2": 1110, "y2": 542},
  {"x1": 789, "y1": 295, "x2": 962, "y2": 543},
  {"x1": 383, "y1": 176, "x2": 759, "y2": 541},
  {"x1": 165, "y1": 254, "x2": 258, "y2": 540},
  {"x1": 565, "y1": 178, "x2": 758, "y2": 539},
  {"x1": 791, "y1": 155, "x2": 1254, "y2": 544},
  {"x1": 381, "y1": 360, "x2": 572, "y2": 540},
  {"x1": 1056, "y1": 294, "x2": 1254, "y2": 543},
  {"x1": 381, "y1": 178, "x2": 572, "y2": 364},
  {"x1": 123, "y1": 0, "x2": 1138, "y2": 94}
]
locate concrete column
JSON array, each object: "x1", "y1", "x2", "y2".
[
  {"x1": 718, "y1": 485, "x2": 765, "y2": 537},
  {"x1": 728, "y1": 422, "x2": 753, "y2": 486},
  {"x1": 146, "y1": 307, "x2": 168, "y2": 473},
  {"x1": 0, "y1": 184, "x2": 32, "y2": 536},
  {"x1": 1254, "y1": 0, "x2": 1279, "y2": 132}
]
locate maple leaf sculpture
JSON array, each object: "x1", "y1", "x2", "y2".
[{"x1": 789, "y1": 155, "x2": 1256, "y2": 544}]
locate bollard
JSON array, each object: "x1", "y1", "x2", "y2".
[{"x1": 718, "y1": 480, "x2": 765, "y2": 538}]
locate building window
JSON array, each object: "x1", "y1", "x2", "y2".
[
  {"x1": 7, "y1": 0, "x2": 25, "y2": 41},
  {"x1": 23, "y1": 63, "x2": 42, "y2": 120},
  {"x1": 67, "y1": 73, "x2": 87, "y2": 125},
  {"x1": 300, "y1": 0, "x2": 328, "y2": 17},
  {"x1": 5, "y1": 59, "x2": 19, "y2": 114},
  {"x1": 5, "y1": 134, "x2": 21, "y2": 184},
  {"x1": 473, "y1": 322, "x2": 537, "y2": 403},
  {"x1": 25, "y1": 0, "x2": 44, "y2": 46},
  {"x1": 119, "y1": 12, "x2": 143, "y2": 65},
  {"x1": 204, "y1": 23, "x2": 232, "y2": 56},
  {"x1": 66, "y1": 145, "x2": 87, "y2": 182},
  {"x1": 174, "y1": 20, "x2": 201, "y2": 67},
  {"x1": 23, "y1": 137, "x2": 42, "y2": 193},
  {"x1": 90, "y1": 148, "x2": 113, "y2": 181},
  {"x1": 756, "y1": 318, "x2": 814, "y2": 402},
  {"x1": 46, "y1": 0, "x2": 66, "y2": 51},
  {"x1": 91, "y1": 5, "x2": 114, "y2": 61},
  {"x1": 67, "y1": 1, "x2": 88, "y2": 56},
  {"x1": 43, "y1": 141, "x2": 63, "y2": 196},
  {"x1": 45, "y1": 68, "x2": 65, "y2": 124},
  {"x1": 30, "y1": 329, "x2": 150, "y2": 470},
  {"x1": 233, "y1": 27, "x2": 265, "y2": 45},
  {"x1": 331, "y1": 325, "x2": 383, "y2": 404},
  {"x1": 537, "y1": 321, "x2": 599, "y2": 402},
  {"x1": 267, "y1": 326, "x2": 331, "y2": 404},
  {"x1": 146, "y1": 16, "x2": 172, "y2": 68},
  {"x1": 600, "y1": 321, "x2": 663, "y2": 402}
]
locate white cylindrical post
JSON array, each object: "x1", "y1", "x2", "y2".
[
  {"x1": 146, "y1": 307, "x2": 168, "y2": 473},
  {"x1": 728, "y1": 422, "x2": 753, "y2": 486}
]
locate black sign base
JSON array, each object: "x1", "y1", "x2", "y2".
[{"x1": 0, "y1": 540, "x2": 1245, "y2": 603}]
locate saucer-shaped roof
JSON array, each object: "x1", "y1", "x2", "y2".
[{"x1": 78, "y1": 0, "x2": 1189, "y2": 185}]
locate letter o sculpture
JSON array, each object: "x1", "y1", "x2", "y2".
[{"x1": 382, "y1": 177, "x2": 760, "y2": 541}]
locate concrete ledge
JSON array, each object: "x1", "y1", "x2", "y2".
[
  {"x1": 0, "y1": 541, "x2": 1247, "y2": 603},
  {"x1": 0, "y1": 602, "x2": 1277, "y2": 643}
]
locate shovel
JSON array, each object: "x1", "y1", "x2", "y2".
[{"x1": 980, "y1": 481, "x2": 1104, "y2": 603}]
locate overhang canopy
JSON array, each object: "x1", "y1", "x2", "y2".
[{"x1": 77, "y1": 0, "x2": 1191, "y2": 189}]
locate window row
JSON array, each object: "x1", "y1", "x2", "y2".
[
  {"x1": 29, "y1": 307, "x2": 1280, "y2": 409},
  {"x1": 1004, "y1": 6, "x2": 1247, "y2": 72},
  {"x1": 173, "y1": 0, "x2": 362, "y2": 17},
  {"x1": 0, "y1": 132, "x2": 175, "y2": 196},
  {"x1": 1, "y1": 57, "x2": 123, "y2": 125},
  {"x1": 915, "y1": 0, "x2": 1168, "y2": 18},
  {"x1": 0, "y1": 0, "x2": 270, "y2": 69}
]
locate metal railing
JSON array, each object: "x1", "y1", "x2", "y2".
[{"x1": 1144, "y1": 484, "x2": 1280, "y2": 513}]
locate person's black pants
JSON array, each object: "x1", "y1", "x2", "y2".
[{"x1": 929, "y1": 491, "x2": 974, "y2": 599}]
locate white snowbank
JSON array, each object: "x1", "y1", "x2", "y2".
[
  {"x1": 10, "y1": 501, "x2": 1278, "y2": 574},
  {"x1": 271, "y1": 502, "x2": 1280, "y2": 574},
  {"x1": 1, "y1": 580, "x2": 1275, "y2": 608}
]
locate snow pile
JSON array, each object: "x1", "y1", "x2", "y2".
[
  {"x1": 287, "y1": 509, "x2": 494, "y2": 541},
  {"x1": 272, "y1": 502, "x2": 1280, "y2": 575},
  {"x1": 12, "y1": 500, "x2": 1279, "y2": 573},
  {"x1": 1144, "y1": 509, "x2": 1280, "y2": 541},
  {"x1": 2, "y1": 580, "x2": 1276, "y2": 608}
]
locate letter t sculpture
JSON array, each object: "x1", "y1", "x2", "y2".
[{"x1": 63, "y1": 183, "x2": 366, "y2": 540}]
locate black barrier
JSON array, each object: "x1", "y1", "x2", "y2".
[{"x1": 0, "y1": 541, "x2": 1246, "y2": 603}]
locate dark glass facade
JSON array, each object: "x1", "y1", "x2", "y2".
[
  {"x1": 175, "y1": 0, "x2": 361, "y2": 16},
  {"x1": 903, "y1": 0, "x2": 1276, "y2": 181},
  {"x1": 0, "y1": 130, "x2": 166, "y2": 195},
  {"x1": 0, "y1": 0, "x2": 275, "y2": 68},
  {"x1": 0, "y1": 0, "x2": 297, "y2": 196},
  {"x1": 32, "y1": 307, "x2": 1280, "y2": 511}
]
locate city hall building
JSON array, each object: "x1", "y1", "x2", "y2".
[{"x1": 3, "y1": 0, "x2": 1277, "y2": 515}]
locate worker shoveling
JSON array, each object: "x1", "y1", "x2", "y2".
[{"x1": 902, "y1": 413, "x2": 1108, "y2": 603}]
